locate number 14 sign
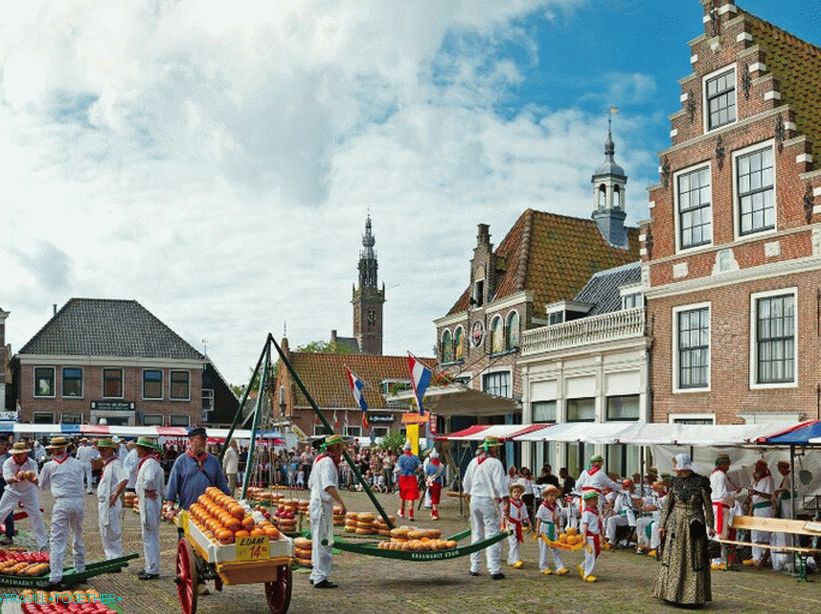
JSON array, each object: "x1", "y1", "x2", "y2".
[{"x1": 236, "y1": 535, "x2": 270, "y2": 561}]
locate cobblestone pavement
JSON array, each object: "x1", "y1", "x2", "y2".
[{"x1": 6, "y1": 490, "x2": 818, "y2": 614}]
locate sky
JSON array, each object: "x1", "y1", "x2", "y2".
[{"x1": 1, "y1": 0, "x2": 819, "y2": 387}]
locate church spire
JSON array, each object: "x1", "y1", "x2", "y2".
[
  {"x1": 352, "y1": 215, "x2": 385, "y2": 354},
  {"x1": 358, "y1": 214, "x2": 378, "y2": 288},
  {"x1": 591, "y1": 107, "x2": 628, "y2": 249}
]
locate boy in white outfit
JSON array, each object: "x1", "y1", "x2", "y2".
[
  {"x1": 505, "y1": 481, "x2": 530, "y2": 568},
  {"x1": 635, "y1": 480, "x2": 667, "y2": 557},
  {"x1": 535, "y1": 485, "x2": 568, "y2": 576},
  {"x1": 0, "y1": 442, "x2": 48, "y2": 550},
  {"x1": 577, "y1": 490, "x2": 602, "y2": 583}
]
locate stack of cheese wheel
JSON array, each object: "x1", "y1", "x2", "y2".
[
  {"x1": 378, "y1": 527, "x2": 455, "y2": 552},
  {"x1": 343, "y1": 512, "x2": 359, "y2": 532},
  {"x1": 333, "y1": 506, "x2": 345, "y2": 526},
  {"x1": 293, "y1": 537, "x2": 313, "y2": 567},
  {"x1": 373, "y1": 515, "x2": 395, "y2": 537},
  {"x1": 246, "y1": 487, "x2": 263, "y2": 501},
  {"x1": 552, "y1": 526, "x2": 584, "y2": 550},
  {"x1": 188, "y1": 487, "x2": 281, "y2": 546},
  {"x1": 124, "y1": 492, "x2": 137, "y2": 509},
  {"x1": 297, "y1": 499, "x2": 309, "y2": 515},
  {"x1": 355, "y1": 512, "x2": 376, "y2": 535}
]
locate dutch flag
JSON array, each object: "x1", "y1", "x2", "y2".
[
  {"x1": 345, "y1": 366, "x2": 369, "y2": 428},
  {"x1": 407, "y1": 353, "x2": 432, "y2": 415}
]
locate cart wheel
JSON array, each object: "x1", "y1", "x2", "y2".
[
  {"x1": 176, "y1": 538, "x2": 198, "y2": 614},
  {"x1": 264, "y1": 565, "x2": 292, "y2": 614}
]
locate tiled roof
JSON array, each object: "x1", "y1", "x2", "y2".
[
  {"x1": 573, "y1": 261, "x2": 642, "y2": 316},
  {"x1": 448, "y1": 209, "x2": 640, "y2": 315},
  {"x1": 742, "y1": 9, "x2": 821, "y2": 160},
  {"x1": 284, "y1": 352, "x2": 435, "y2": 409},
  {"x1": 19, "y1": 298, "x2": 204, "y2": 360}
]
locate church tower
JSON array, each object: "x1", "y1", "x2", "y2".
[
  {"x1": 591, "y1": 112, "x2": 629, "y2": 248},
  {"x1": 352, "y1": 215, "x2": 385, "y2": 354}
]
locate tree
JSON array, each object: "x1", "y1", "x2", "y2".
[
  {"x1": 379, "y1": 430, "x2": 406, "y2": 453},
  {"x1": 295, "y1": 340, "x2": 356, "y2": 354}
]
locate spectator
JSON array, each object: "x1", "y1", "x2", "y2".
[
  {"x1": 559, "y1": 467, "x2": 576, "y2": 496},
  {"x1": 536, "y1": 464, "x2": 560, "y2": 489}
]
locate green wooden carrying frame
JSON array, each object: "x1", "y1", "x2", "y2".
[
  {"x1": 0, "y1": 552, "x2": 139, "y2": 588},
  {"x1": 321, "y1": 529, "x2": 509, "y2": 561}
]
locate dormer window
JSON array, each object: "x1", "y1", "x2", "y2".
[
  {"x1": 622, "y1": 293, "x2": 642, "y2": 309},
  {"x1": 472, "y1": 279, "x2": 484, "y2": 307},
  {"x1": 705, "y1": 66, "x2": 736, "y2": 131},
  {"x1": 549, "y1": 311, "x2": 565, "y2": 325},
  {"x1": 545, "y1": 300, "x2": 591, "y2": 325}
]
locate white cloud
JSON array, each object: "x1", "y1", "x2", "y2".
[{"x1": 0, "y1": 0, "x2": 659, "y2": 387}]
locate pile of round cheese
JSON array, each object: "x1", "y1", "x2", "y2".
[
  {"x1": 344, "y1": 512, "x2": 378, "y2": 535},
  {"x1": 189, "y1": 487, "x2": 280, "y2": 545},
  {"x1": 123, "y1": 492, "x2": 137, "y2": 509},
  {"x1": 332, "y1": 506, "x2": 345, "y2": 526},
  {"x1": 273, "y1": 502, "x2": 298, "y2": 533},
  {"x1": 378, "y1": 528, "x2": 456, "y2": 552},
  {"x1": 20, "y1": 589, "x2": 119, "y2": 613},
  {"x1": 550, "y1": 526, "x2": 584, "y2": 550},
  {"x1": 0, "y1": 551, "x2": 49, "y2": 576},
  {"x1": 293, "y1": 537, "x2": 312, "y2": 567}
]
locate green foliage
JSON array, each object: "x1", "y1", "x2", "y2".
[
  {"x1": 295, "y1": 340, "x2": 356, "y2": 354},
  {"x1": 379, "y1": 430, "x2": 406, "y2": 452}
]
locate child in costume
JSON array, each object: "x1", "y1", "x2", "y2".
[
  {"x1": 577, "y1": 490, "x2": 602, "y2": 583},
  {"x1": 505, "y1": 481, "x2": 530, "y2": 568},
  {"x1": 534, "y1": 485, "x2": 568, "y2": 576}
]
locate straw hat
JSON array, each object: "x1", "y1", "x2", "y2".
[
  {"x1": 479, "y1": 436, "x2": 503, "y2": 449},
  {"x1": 10, "y1": 442, "x2": 30, "y2": 455},
  {"x1": 135, "y1": 436, "x2": 160, "y2": 451},
  {"x1": 542, "y1": 485, "x2": 560, "y2": 496},
  {"x1": 95, "y1": 438, "x2": 117, "y2": 449},
  {"x1": 590, "y1": 454, "x2": 604, "y2": 464},
  {"x1": 582, "y1": 491, "x2": 599, "y2": 500},
  {"x1": 509, "y1": 480, "x2": 526, "y2": 494},
  {"x1": 324, "y1": 434, "x2": 348, "y2": 447},
  {"x1": 46, "y1": 436, "x2": 70, "y2": 450},
  {"x1": 714, "y1": 454, "x2": 731, "y2": 466}
]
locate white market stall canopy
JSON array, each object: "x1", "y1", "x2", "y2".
[
  {"x1": 0, "y1": 423, "x2": 281, "y2": 441},
  {"x1": 436, "y1": 424, "x2": 546, "y2": 441}
]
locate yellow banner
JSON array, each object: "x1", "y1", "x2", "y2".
[
  {"x1": 407, "y1": 423, "x2": 419, "y2": 455},
  {"x1": 235, "y1": 535, "x2": 270, "y2": 561}
]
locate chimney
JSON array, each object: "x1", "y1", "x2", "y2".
[
  {"x1": 52, "y1": 304, "x2": 57, "y2": 316},
  {"x1": 477, "y1": 223, "x2": 491, "y2": 247},
  {"x1": 330, "y1": 329, "x2": 338, "y2": 344}
]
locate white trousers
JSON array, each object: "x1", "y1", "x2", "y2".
[
  {"x1": 0, "y1": 490, "x2": 48, "y2": 550},
  {"x1": 469, "y1": 496, "x2": 501, "y2": 575},
  {"x1": 506, "y1": 534, "x2": 521, "y2": 565},
  {"x1": 751, "y1": 505, "x2": 774, "y2": 561},
  {"x1": 309, "y1": 499, "x2": 333, "y2": 583},
  {"x1": 140, "y1": 495, "x2": 161, "y2": 575},
  {"x1": 538, "y1": 537, "x2": 564, "y2": 571},
  {"x1": 50, "y1": 497, "x2": 85, "y2": 582},
  {"x1": 771, "y1": 531, "x2": 790, "y2": 571},
  {"x1": 560, "y1": 501, "x2": 578, "y2": 530},
  {"x1": 605, "y1": 514, "x2": 628, "y2": 544},
  {"x1": 583, "y1": 536, "x2": 597, "y2": 576},
  {"x1": 98, "y1": 498, "x2": 124, "y2": 560},
  {"x1": 82, "y1": 462, "x2": 93, "y2": 493}
]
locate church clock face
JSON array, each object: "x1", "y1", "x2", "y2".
[{"x1": 471, "y1": 321, "x2": 485, "y2": 348}]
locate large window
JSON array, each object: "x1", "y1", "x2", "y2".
[
  {"x1": 454, "y1": 326, "x2": 464, "y2": 361},
  {"x1": 441, "y1": 329, "x2": 453, "y2": 363},
  {"x1": 170, "y1": 370, "x2": 190, "y2": 400},
  {"x1": 532, "y1": 400, "x2": 557, "y2": 423},
  {"x1": 372, "y1": 427, "x2": 390, "y2": 438},
  {"x1": 737, "y1": 146, "x2": 774, "y2": 235},
  {"x1": 622, "y1": 293, "x2": 642, "y2": 309},
  {"x1": 506, "y1": 311, "x2": 520, "y2": 349},
  {"x1": 62, "y1": 367, "x2": 83, "y2": 398},
  {"x1": 32, "y1": 412, "x2": 54, "y2": 424},
  {"x1": 676, "y1": 307, "x2": 710, "y2": 390},
  {"x1": 143, "y1": 414, "x2": 163, "y2": 426},
  {"x1": 170, "y1": 415, "x2": 190, "y2": 427},
  {"x1": 202, "y1": 389, "x2": 214, "y2": 413},
  {"x1": 103, "y1": 369, "x2": 123, "y2": 398},
  {"x1": 754, "y1": 292, "x2": 796, "y2": 385},
  {"x1": 60, "y1": 413, "x2": 82, "y2": 424},
  {"x1": 33, "y1": 367, "x2": 55, "y2": 398},
  {"x1": 143, "y1": 370, "x2": 163, "y2": 400},
  {"x1": 566, "y1": 398, "x2": 595, "y2": 422},
  {"x1": 344, "y1": 426, "x2": 362, "y2": 438},
  {"x1": 482, "y1": 371, "x2": 510, "y2": 398},
  {"x1": 490, "y1": 316, "x2": 504, "y2": 354},
  {"x1": 705, "y1": 68, "x2": 736, "y2": 130},
  {"x1": 606, "y1": 395, "x2": 640, "y2": 421},
  {"x1": 677, "y1": 166, "x2": 712, "y2": 249}
]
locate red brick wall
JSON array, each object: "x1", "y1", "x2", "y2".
[{"x1": 18, "y1": 363, "x2": 202, "y2": 425}]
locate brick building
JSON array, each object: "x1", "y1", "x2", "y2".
[
  {"x1": 13, "y1": 298, "x2": 208, "y2": 426},
  {"x1": 643, "y1": 0, "x2": 821, "y2": 425},
  {"x1": 432, "y1": 129, "x2": 641, "y2": 443}
]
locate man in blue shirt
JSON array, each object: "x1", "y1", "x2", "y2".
[
  {"x1": 165, "y1": 427, "x2": 229, "y2": 511},
  {"x1": 396, "y1": 441, "x2": 421, "y2": 521}
]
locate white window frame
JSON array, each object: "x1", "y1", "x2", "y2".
[
  {"x1": 142, "y1": 368, "x2": 164, "y2": 401},
  {"x1": 749, "y1": 287, "x2": 798, "y2": 389},
  {"x1": 169, "y1": 414, "x2": 191, "y2": 427},
  {"x1": 142, "y1": 414, "x2": 164, "y2": 426},
  {"x1": 505, "y1": 310, "x2": 521, "y2": 350},
  {"x1": 32, "y1": 411, "x2": 54, "y2": 424},
  {"x1": 372, "y1": 426, "x2": 389, "y2": 438},
  {"x1": 169, "y1": 369, "x2": 191, "y2": 401},
  {"x1": 202, "y1": 388, "x2": 215, "y2": 413},
  {"x1": 672, "y1": 302, "x2": 712, "y2": 393},
  {"x1": 102, "y1": 368, "x2": 125, "y2": 399},
  {"x1": 673, "y1": 160, "x2": 713, "y2": 253},
  {"x1": 733, "y1": 139, "x2": 777, "y2": 240},
  {"x1": 344, "y1": 425, "x2": 362, "y2": 438},
  {"x1": 60, "y1": 412, "x2": 82, "y2": 424},
  {"x1": 61, "y1": 366, "x2": 84, "y2": 399},
  {"x1": 32, "y1": 366, "x2": 56, "y2": 399},
  {"x1": 668, "y1": 413, "x2": 715, "y2": 424},
  {"x1": 702, "y1": 63, "x2": 738, "y2": 133},
  {"x1": 481, "y1": 367, "x2": 513, "y2": 398}
]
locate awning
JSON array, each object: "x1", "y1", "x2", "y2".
[
  {"x1": 0, "y1": 424, "x2": 281, "y2": 441},
  {"x1": 514, "y1": 422, "x2": 635, "y2": 444},
  {"x1": 436, "y1": 424, "x2": 545, "y2": 442},
  {"x1": 759, "y1": 420, "x2": 821, "y2": 445},
  {"x1": 412, "y1": 384, "x2": 520, "y2": 418}
]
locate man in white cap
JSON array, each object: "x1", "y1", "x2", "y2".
[
  {"x1": 40, "y1": 436, "x2": 86, "y2": 586},
  {"x1": 603, "y1": 478, "x2": 642, "y2": 550},
  {"x1": 423, "y1": 448, "x2": 445, "y2": 521},
  {"x1": 75, "y1": 438, "x2": 99, "y2": 495},
  {"x1": 309, "y1": 434, "x2": 347, "y2": 589},
  {"x1": 462, "y1": 436, "x2": 508, "y2": 580},
  {"x1": 0, "y1": 441, "x2": 48, "y2": 551},
  {"x1": 95, "y1": 439, "x2": 128, "y2": 560}
]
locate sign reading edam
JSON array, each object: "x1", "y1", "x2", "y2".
[{"x1": 236, "y1": 535, "x2": 269, "y2": 561}]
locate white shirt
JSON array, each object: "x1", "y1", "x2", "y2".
[
  {"x1": 462, "y1": 455, "x2": 507, "y2": 499},
  {"x1": 536, "y1": 502, "x2": 560, "y2": 528},
  {"x1": 613, "y1": 490, "x2": 637, "y2": 516},
  {"x1": 136, "y1": 456, "x2": 164, "y2": 500},
  {"x1": 576, "y1": 467, "x2": 622, "y2": 495},
  {"x1": 508, "y1": 498, "x2": 529, "y2": 523},
  {"x1": 76, "y1": 446, "x2": 99, "y2": 463},
  {"x1": 308, "y1": 455, "x2": 338, "y2": 503},
  {"x1": 33, "y1": 445, "x2": 46, "y2": 463},
  {"x1": 40, "y1": 455, "x2": 84, "y2": 498},
  {"x1": 117, "y1": 444, "x2": 128, "y2": 460},
  {"x1": 98, "y1": 457, "x2": 128, "y2": 500},
  {"x1": 581, "y1": 509, "x2": 601, "y2": 535},
  {"x1": 752, "y1": 475, "x2": 774, "y2": 505},
  {"x1": 2, "y1": 457, "x2": 39, "y2": 498},
  {"x1": 710, "y1": 470, "x2": 737, "y2": 506},
  {"x1": 124, "y1": 449, "x2": 139, "y2": 489},
  {"x1": 223, "y1": 447, "x2": 239, "y2": 474}
]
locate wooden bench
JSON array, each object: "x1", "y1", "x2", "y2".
[{"x1": 716, "y1": 515, "x2": 821, "y2": 581}]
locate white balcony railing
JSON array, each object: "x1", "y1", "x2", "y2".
[{"x1": 521, "y1": 307, "x2": 645, "y2": 356}]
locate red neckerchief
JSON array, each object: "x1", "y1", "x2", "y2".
[
  {"x1": 583, "y1": 505, "x2": 602, "y2": 555},
  {"x1": 507, "y1": 500, "x2": 525, "y2": 543},
  {"x1": 476, "y1": 453, "x2": 488, "y2": 465},
  {"x1": 139, "y1": 453, "x2": 159, "y2": 470},
  {"x1": 430, "y1": 458, "x2": 441, "y2": 466},
  {"x1": 315, "y1": 453, "x2": 339, "y2": 468},
  {"x1": 510, "y1": 499, "x2": 524, "y2": 509},
  {"x1": 187, "y1": 449, "x2": 208, "y2": 471},
  {"x1": 541, "y1": 499, "x2": 556, "y2": 511},
  {"x1": 52, "y1": 453, "x2": 69, "y2": 465},
  {"x1": 587, "y1": 465, "x2": 601, "y2": 477},
  {"x1": 13, "y1": 458, "x2": 29, "y2": 472}
]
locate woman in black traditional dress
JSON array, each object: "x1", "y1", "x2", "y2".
[{"x1": 653, "y1": 453, "x2": 714, "y2": 607}]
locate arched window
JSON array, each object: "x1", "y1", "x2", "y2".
[
  {"x1": 490, "y1": 316, "x2": 504, "y2": 354},
  {"x1": 598, "y1": 184, "x2": 607, "y2": 209},
  {"x1": 506, "y1": 311, "x2": 520, "y2": 349},
  {"x1": 454, "y1": 326, "x2": 464, "y2": 361},
  {"x1": 441, "y1": 329, "x2": 453, "y2": 363},
  {"x1": 613, "y1": 185, "x2": 621, "y2": 209}
]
